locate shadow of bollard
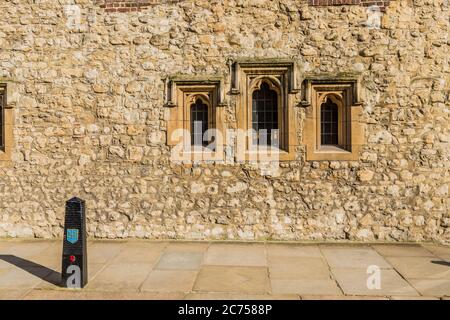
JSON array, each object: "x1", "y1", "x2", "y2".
[
  {"x1": 0, "y1": 255, "x2": 61, "y2": 286},
  {"x1": 431, "y1": 260, "x2": 450, "y2": 267}
]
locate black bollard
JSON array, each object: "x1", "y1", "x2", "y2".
[{"x1": 61, "y1": 197, "x2": 88, "y2": 288}]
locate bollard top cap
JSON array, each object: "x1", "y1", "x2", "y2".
[{"x1": 67, "y1": 197, "x2": 85, "y2": 204}]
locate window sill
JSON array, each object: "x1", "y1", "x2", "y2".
[
  {"x1": 306, "y1": 144, "x2": 361, "y2": 161},
  {"x1": 315, "y1": 145, "x2": 351, "y2": 153},
  {"x1": 237, "y1": 146, "x2": 297, "y2": 161}
]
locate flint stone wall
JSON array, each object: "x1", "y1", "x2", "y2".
[{"x1": 0, "y1": 0, "x2": 449, "y2": 243}]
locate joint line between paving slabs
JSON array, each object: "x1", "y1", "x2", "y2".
[
  {"x1": 422, "y1": 245, "x2": 446, "y2": 260},
  {"x1": 369, "y1": 244, "x2": 424, "y2": 298},
  {"x1": 79, "y1": 243, "x2": 128, "y2": 291},
  {"x1": 189, "y1": 241, "x2": 212, "y2": 294},
  {"x1": 264, "y1": 242, "x2": 273, "y2": 295},
  {"x1": 318, "y1": 245, "x2": 345, "y2": 296},
  {"x1": 19, "y1": 287, "x2": 34, "y2": 300},
  {"x1": 137, "y1": 243, "x2": 169, "y2": 293}
]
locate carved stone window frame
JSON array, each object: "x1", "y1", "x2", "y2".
[
  {"x1": 301, "y1": 77, "x2": 364, "y2": 161},
  {"x1": 231, "y1": 59, "x2": 300, "y2": 161},
  {"x1": 0, "y1": 83, "x2": 13, "y2": 164},
  {"x1": 165, "y1": 76, "x2": 226, "y2": 162},
  {"x1": 251, "y1": 79, "x2": 281, "y2": 147}
]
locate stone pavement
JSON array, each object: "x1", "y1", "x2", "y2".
[{"x1": 0, "y1": 240, "x2": 449, "y2": 300}]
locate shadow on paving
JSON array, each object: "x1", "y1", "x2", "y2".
[
  {"x1": 0, "y1": 255, "x2": 62, "y2": 287},
  {"x1": 431, "y1": 260, "x2": 450, "y2": 267}
]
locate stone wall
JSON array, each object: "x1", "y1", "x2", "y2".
[
  {"x1": 96, "y1": 0, "x2": 184, "y2": 13},
  {"x1": 95, "y1": 0, "x2": 392, "y2": 13},
  {"x1": 308, "y1": 0, "x2": 392, "y2": 12},
  {"x1": 0, "y1": 0, "x2": 449, "y2": 243}
]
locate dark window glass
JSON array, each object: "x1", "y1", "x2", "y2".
[
  {"x1": 320, "y1": 98, "x2": 339, "y2": 145},
  {"x1": 190, "y1": 99, "x2": 208, "y2": 146},
  {"x1": 0, "y1": 92, "x2": 4, "y2": 150},
  {"x1": 252, "y1": 82, "x2": 278, "y2": 146}
]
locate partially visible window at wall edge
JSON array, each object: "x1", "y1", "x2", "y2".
[{"x1": 0, "y1": 84, "x2": 6, "y2": 152}]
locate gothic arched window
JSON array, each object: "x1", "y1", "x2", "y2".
[
  {"x1": 190, "y1": 98, "x2": 208, "y2": 146},
  {"x1": 0, "y1": 83, "x2": 13, "y2": 162},
  {"x1": 0, "y1": 90, "x2": 4, "y2": 150},
  {"x1": 252, "y1": 82, "x2": 279, "y2": 146},
  {"x1": 320, "y1": 97, "x2": 339, "y2": 146}
]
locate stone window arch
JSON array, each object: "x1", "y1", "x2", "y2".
[
  {"x1": 317, "y1": 93, "x2": 350, "y2": 150},
  {"x1": 165, "y1": 77, "x2": 225, "y2": 162},
  {"x1": 232, "y1": 60, "x2": 300, "y2": 161},
  {"x1": 189, "y1": 96, "x2": 210, "y2": 147},
  {"x1": 0, "y1": 88, "x2": 4, "y2": 151},
  {"x1": 250, "y1": 79, "x2": 281, "y2": 147},
  {"x1": 0, "y1": 83, "x2": 13, "y2": 163},
  {"x1": 320, "y1": 96, "x2": 339, "y2": 146},
  {"x1": 302, "y1": 79, "x2": 364, "y2": 160}
]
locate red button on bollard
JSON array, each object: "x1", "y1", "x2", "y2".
[{"x1": 69, "y1": 255, "x2": 76, "y2": 263}]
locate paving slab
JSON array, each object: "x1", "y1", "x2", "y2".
[
  {"x1": 320, "y1": 246, "x2": 392, "y2": 269},
  {"x1": 422, "y1": 244, "x2": 450, "y2": 261},
  {"x1": 165, "y1": 242, "x2": 209, "y2": 253},
  {"x1": 266, "y1": 244, "x2": 322, "y2": 259},
  {"x1": 0, "y1": 241, "x2": 53, "y2": 259},
  {"x1": 301, "y1": 295, "x2": 388, "y2": 300},
  {"x1": 0, "y1": 242, "x2": 62, "y2": 271},
  {"x1": 86, "y1": 263, "x2": 151, "y2": 292},
  {"x1": 372, "y1": 245, "x2": 435, "y2": 257},
  {"x1": 0, "y1": 254, "x2": 58, "y2": 271},
  {"x1": 141, "y1": 270, "x2": 198, "y2": 293},
  {"x1": 0, "y1": 289, "x2": 30, "y2": 300},
  {"x1": 408, "y1": 279, "x2": 450, "y2": 297},
  {"x1": 1, "y1": 240, "x2": 449, "y2": 300},
  {"x1": 23, "y1": 289, "x2": 185, "y2": 300},
  {"x1": 155, "y1": 252, "x2": 204, "y2": 270},
  {"x1": 271, "y1": 279, "x2": 342, "y2": 295},
  {"x1": 0, "y1": 259, "x2": 14, "y2": 270},
  {"x1": 185, "y1": 293, "x2": 299, "y2": 300},
  {"x1": 0, "y1": 266, "x2": 53, "y2": 289},
  {"x1": 205, "y1": 244, "x2": 266, "y2": 266},
  {"x1": 111, "y1": 242, "x2": 165, "y2": 265},
  {"x1": 385, "y1": 257, "x2": 450, "y2": 279},
  {"x1": 331, "y1": 268, "x2": 419, "y2": 296},
  {"x1": 27, "y1": 252, "x2": 61, "y2": 269},
  {"x1": 389, "y1": 296, "x2": 440, "y2": 300},
  {"x1": 268, "y1": 257, "x2": 331, "y2": 280},
  {"x1": 0, "y1": 240, "x2": 14, "y2": 249},
  {"x1": 194, "y1": 266, "x2": 270, "y2": 294},
  {"x1": 88, "y1": 242, "x2": 125, "y2": 264}
]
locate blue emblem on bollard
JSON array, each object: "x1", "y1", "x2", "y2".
[{"x1": 67, "y1": 229, "x2": 79, "y2": 244}]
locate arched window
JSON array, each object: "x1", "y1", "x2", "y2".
[
  {"x1": 320, "y1": 97, "x2": 339, "y2": 146},
  {"x1": 303, "y1": 81, "x2": 362, "y2": 160},
  {"x1": 0, "y1": 90, "x2": 4, "y2": 150},
  {"x1": 190, "y1": 98, "x2": 208, "y2": 146},
  {"x1": 252, "y1": 82, "x2": 279, "y2": 146}
]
